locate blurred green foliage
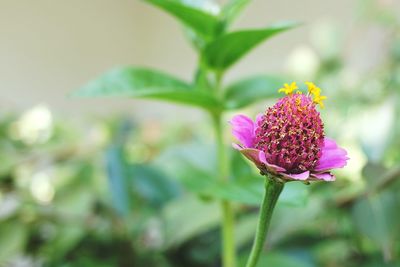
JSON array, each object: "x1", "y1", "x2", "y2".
[{"x1": 2, "y1": 0, "x2": 400, "y2": 266}]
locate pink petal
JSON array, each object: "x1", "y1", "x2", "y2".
[
  {"x1": 315, "y1": 137, "x2": 349, "y2": 172},
  {"x1": 230, "y1": 115, "x2": 256, "y2": 148},
  {"x1": 323, "y1": 138, "x2": 338, "y2": 149},
  {"x1": 259, "y1": 151, "x2": 286, "y2": 172},
  {"x1": 235, "y1": 147, "x2": 287, "y2": 175},
  {"x1": 311, "y1": 172, "x2": 336, "y2": 181},
  {"x1": 238, "y1": 148, "x2": 265, "y2": 168},
  {"x1": 282, "y1": 171, "x2": 310, "y2": 180}
]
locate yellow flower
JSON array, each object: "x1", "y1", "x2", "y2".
[
  {"x1": 278, "y1": 82, "x2": 298, "y2": 95},
  {"x1": 313, "y1": 94, "x2": 327, "y2": 109},
  {"x1": 305, "y1": 82, "x2": 327, "y2": 108},
  {"x1": 305, "y1": 81, "x2": 320, "y2": 96}
]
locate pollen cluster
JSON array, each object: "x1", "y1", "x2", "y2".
[{"x1": 254, "y1": 94, "x2": 325, "y2": 174}]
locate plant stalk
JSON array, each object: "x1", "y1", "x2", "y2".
[
  {"x1": 245, "y1": 177, "x2": 284, "y2": 267},
  {"x1": 211, "y1": 70, "x2": 236, "y2": 267},
  {"x1": 213, "y1": 112, "x2": 236, "y2": 267}
]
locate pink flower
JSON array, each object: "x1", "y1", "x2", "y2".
[{"x1": 230, "y1": 83, "x2": 349, "y2": 182}]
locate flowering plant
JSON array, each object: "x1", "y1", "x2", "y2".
[
  {"x1": 231, "y1": 82, "x2": 348, "y2": 267},
  {"x1": 74, "y1": 0, "x2": 350, "y2": 266}
]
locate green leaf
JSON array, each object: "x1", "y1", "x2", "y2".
[
  {"x1": 104, "y1": 119, "x2": 132, "y2": 216},
  {"x1": 73, "y1": 67, "x2": 222, "y2": 111},
  {"x1": 0, "y1": 151, "x2": 16, "y2": 177},
  {"x1": 269, "y1": 195, "x2": 323, "y2": 244},
  {"x1": 352, "y1": 191, "x2": 400, "y2": 258},
  {"x1": 239, "y1": 251, "x2": 315, "y2": 267},
  {"x1": 0, "y1": 222, "x2": 27, "y2": 265},
  {"x1": 129, "y1": 164, "x2": 181, "y2": 208},
  {"x1": 220, "y1": 0, "x2": 251, "y2": 26},
  {"x1": 54, "y1": 186, "x2": 93, "y2": 218},
  {"x1": 143, "y1": 0, "x2": 220, "y2": 38},
  {"x1": 193, "y1": 66, "x2": 213, "y2": 90},
  {"x1": 279, "y1": 182, "x2": 309, "y2": 207},
  {"x1": 155, "y1": 142, "x2": 217, "y2": 176},
  {"x1": 313, "y1": 239, "x2": 352, "y2": 266},
  {"x1": 208, "y1": 178, "x2": 262, "y2": 205},
  {"x1": 202, "y1": 21, "x2": 299, "y2": 70},
  {"x1": 224, "y1": 75, "x2": 284, "y2": 109},
  {"x1": 40, "y1": 225, "x2": 85, "y2": 262},
  {"x1": 106, "y1": 146, "x2": 131, "y2": 216},
  {"x1": 162, "y1": 194, "x2": 220, "y2": 248}
]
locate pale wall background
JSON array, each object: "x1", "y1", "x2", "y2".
[{"x1": 0, "y1": 0, "x2": 394, "y2": 120}]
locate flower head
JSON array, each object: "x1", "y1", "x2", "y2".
[{"x1": 230, "y1": 82, "x2": 348, "y2": 182}]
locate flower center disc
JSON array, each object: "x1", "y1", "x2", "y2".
[{"x1": 254, "y1": 94, "x2": 324, "y2": 173}]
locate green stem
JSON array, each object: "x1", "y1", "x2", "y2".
[
  {"x1": 221, "y1": 199, "x2": 235, "y2": 267},
  {"x1": 245, "y1": 177, "x2": 284, "y2": 267},
  {"x1": 213, "y1": 112, "x2": 236, "y2": 267},
  {"x1": 211, "y1": 70, "x2": 236, "y2": 267}
]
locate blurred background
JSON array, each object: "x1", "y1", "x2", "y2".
[{"x1": 1, "y1": 0, "x2": 400, "y2": 266}]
